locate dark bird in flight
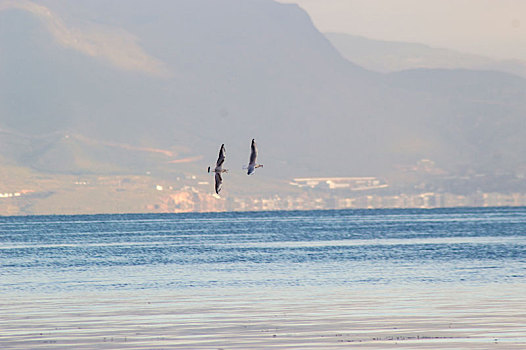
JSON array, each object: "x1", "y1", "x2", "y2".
[
  {"x1": 208, "y1": 144, "x2": 228, "y2": 194},
  {"x1": 246, "y1": 139, "x2": 263, "y2": 175}
]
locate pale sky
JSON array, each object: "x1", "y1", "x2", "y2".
[{"x1": 277, "y1": 0, "x2": 526, "y2": 61}]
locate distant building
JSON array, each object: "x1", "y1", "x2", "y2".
[
  {"x1": 0, "y1": 192, "x2": 21, "y2": 198},
  {"x1": 290, "y1": 177, "x2": 387, "y2": 191}
]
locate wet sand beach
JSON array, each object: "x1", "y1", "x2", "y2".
[{"x1": 1, "y1": 284, "x2": 525, "y2": 349}]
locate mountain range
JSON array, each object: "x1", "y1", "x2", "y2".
[
  {"x1": 1, "y1": 0, "x2": 525, "y2": 189},
  {"x1": 325, "y1": 32, "x2": 526, "y2": 78}
]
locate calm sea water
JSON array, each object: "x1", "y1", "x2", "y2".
[{"x1": 1, "y1": 208, "x2": 525, "y2": 348}]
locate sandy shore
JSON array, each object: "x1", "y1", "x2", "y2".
[{"x1": 1, "y1": 283, "x2": 525, "y2": 349}]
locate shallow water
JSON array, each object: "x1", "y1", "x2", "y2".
[{"x1": 1, "y1": 208, "x2": 525, "y2": 348}]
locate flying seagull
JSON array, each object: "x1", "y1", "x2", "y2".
[
  {"x1": 246, "y1": 139, "x2": 263, "y2": 175},
  {"x1": 208, "y1": 144, "x2": 227, "y2": 194}
]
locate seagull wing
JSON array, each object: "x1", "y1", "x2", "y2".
[
  {"x1": 216, "y1": 144, "x2": 226, "y2": 169},
  {"x1": 249, "y1": 139, "x2": 257, "y2": 165},
  {"x1": 215, "y1": 172, "x2": 223, "y2": 194}
]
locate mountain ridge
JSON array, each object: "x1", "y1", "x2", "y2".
[
  {"x1": 1, "y1": 0, "x2": 525, "y2": 183},
  {"x1": 326, "y1": 32, "x2": 526, "y2": 78}
]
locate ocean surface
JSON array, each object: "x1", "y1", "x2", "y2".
[{"x1": 1, "y1": 207, "x2": 525, "y2": 349}]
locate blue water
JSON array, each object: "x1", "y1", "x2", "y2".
[
  {"x1": 1, "y1": 207, "x2": 525, "y2": 292},
  {"x1": 1, "y1": 208, "x2": 525, "y2": 349}
]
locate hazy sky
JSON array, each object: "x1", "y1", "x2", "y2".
[{"x1": 277, "y1": 0, "x2": 526, "y2": 61}]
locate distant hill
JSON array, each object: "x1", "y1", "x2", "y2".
[
  {"x1": 325, "y1": 32, "x2": 526, "y2": 78},
  {"x1": 385, "y1": 69, "x2": 526, "y2": 175},
  {"x1": 1, "y1": 0, "x2": 525, "y2": 186}
]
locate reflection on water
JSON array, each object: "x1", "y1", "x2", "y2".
[{"x1": 1, "y1": 208, "x2": 525, "y2": 348}]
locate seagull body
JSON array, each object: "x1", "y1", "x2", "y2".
[
  {"x1": 247, "y1": 139, "x2": 263, "y2": 175},
  {"x1": 208, "y1": 144, "x2": 227, "y2": 194}
]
